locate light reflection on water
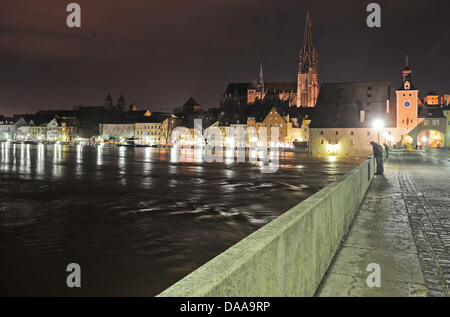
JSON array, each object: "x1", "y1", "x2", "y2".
[{"x1": 0, "y1": 143, "x2": 364, "y2": 296}]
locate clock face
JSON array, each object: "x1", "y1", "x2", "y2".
[{"x1": 403, "y1": 100, "x2": 412, "y2": 109}]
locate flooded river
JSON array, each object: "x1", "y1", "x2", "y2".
[{"x1": 0, "y1": 143, "x2": 364, "y2": 296}]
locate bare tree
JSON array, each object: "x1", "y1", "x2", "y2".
[{"x1": 161, "y1": 116, "x2": 177, "y2": 147}]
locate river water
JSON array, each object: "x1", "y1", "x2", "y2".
[{"x1": 0, "y1": 143, "x2": 364, "y2": 296}]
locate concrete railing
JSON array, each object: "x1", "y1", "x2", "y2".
[{"x1": 158, "y1": 156, "x2": 376, "y2": 297}]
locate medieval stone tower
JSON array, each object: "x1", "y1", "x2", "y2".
[
  {"x1": 395, "y1": 55, "x2": 419, "y2": 143},
  {"x1": 297, "y1": 11, "x2": 319, "y2": 107}
]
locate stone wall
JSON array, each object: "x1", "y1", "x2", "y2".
[{"x1": 158, "y1": 157, "x2": 376, "y2": 297}]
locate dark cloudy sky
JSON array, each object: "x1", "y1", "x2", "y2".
[{"x1": 0, "y1": 0, "x2": 449, "y2": 116}]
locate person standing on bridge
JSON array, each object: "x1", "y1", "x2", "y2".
[
  {"x1": 383, "y1": 143, "x2": 389, "y2": 158},
  {"x1": 370, "y1": 141, "x2": 384, "y2": 175}
]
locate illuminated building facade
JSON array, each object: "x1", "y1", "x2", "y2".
[
  {"x1": 310, "y1": 57, "x2": 448, "y2": 156},
  {"x1": 309, "y1": 80, "x2": 397, "y2": 157}
]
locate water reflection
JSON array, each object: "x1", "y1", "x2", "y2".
[
  {"x1": 37, "y1": 143, "x2": 45, "y2": 177},
  {"x1": 97, "y1": 143, "x2": 103, "y2": 166},
  {"x1": 52, "y1": 143, "x2": 62, "y2": 177},
  {"x1": 0, "y1": 142, "x2": 364, "y2": 296}
]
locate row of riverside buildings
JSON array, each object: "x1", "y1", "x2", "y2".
[{"x1": 1, "y1": 12, "x2": 449, "y2": 156}]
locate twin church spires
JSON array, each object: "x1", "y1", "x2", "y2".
[
  {"x1": 254, "y1": 11, "x2": 319, "y2": 107},
  {"x1": 228, "y1": 11, "x2": 319, "y2": 108}
]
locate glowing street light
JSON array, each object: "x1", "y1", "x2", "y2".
[{"x1": 372, "y1": 119, "x2": 385, "y2": 144}]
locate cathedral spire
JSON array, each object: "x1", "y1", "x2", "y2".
[
  {"x1": 297, "y1": 11, "x2": 319, "y2": 107},
  {"x1": 299, "y1": 10, "x2": 318, "y2": 74}
]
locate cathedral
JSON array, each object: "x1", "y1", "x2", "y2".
[{"x1": 222, "y1": 11, "x2": 319, "y2": 108}]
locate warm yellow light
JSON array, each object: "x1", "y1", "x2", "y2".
[
  {"x1": 327, "y1": 143, "x2": 339, "y2": 153},
  {"x1": 373, "y1": 119, "x2": 385, "y2": 131}
]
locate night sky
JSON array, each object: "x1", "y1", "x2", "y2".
[{"x1": 0, "y1": 0, "x2": 449, "y2": 116}]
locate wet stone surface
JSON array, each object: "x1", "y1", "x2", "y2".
[
  {"x1": 398, "y1": 152, "x2": 450, "y2": 297},
  {"x1": 319, "y1": 151, "x2": 450, "y2": 297}
]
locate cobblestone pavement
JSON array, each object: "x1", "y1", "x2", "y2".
[
  {"x1": 397, "y1": 152, "x2": 450, "y2": 296},
  {"x1": 318, "y1": 151, "x2": 450, "y2": 297}
]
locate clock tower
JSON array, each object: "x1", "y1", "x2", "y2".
[{"x1": 396, "y1": 55, "x2": 419, "y2": 144}]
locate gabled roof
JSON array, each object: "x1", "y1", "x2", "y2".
[
  {"x1": 310, "y1": 81, "x2": 397, "y2": 129},
  {"x1": 264, "y1": 82, "x2": 297, "y2": 93},
  {"x1": 425, "y1": 90, "x2": 439, "y2": 96},
  {"x1": 418, "y1": 105, "x2": 445, "y2": 119},
  {"x1": 183, "y1": 97, "x2": 200, "y2": 107},
  {"x1": 224, "y1": 83, "x2": 250, "y2": 98}
]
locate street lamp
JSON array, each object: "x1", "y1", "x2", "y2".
[{"x1": 373, "y1": 119, "x2": 385, "y2": 144}]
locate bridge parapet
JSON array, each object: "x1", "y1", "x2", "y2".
[{"x1": 158, "y1": 157, "x2": 376, "y2": 297}]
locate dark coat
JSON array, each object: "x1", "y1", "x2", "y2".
[{"x1": 372, "y1": 143, "x2": 383, "y2": 157}]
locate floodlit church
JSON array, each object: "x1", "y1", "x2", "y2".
[
  {"x1": 310, "y1": 56, "x2": 448, "y2": 156},
  {"x1": 222, "y1": 11, "x2": 319, "y2": 108}
]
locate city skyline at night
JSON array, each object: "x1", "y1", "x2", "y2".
[
  {"x1": 2, "y1": 0, "x2": 450, "y2": 302},
  {"x1": 1, "y1": 0, "x2": 449, "y2": 116}
]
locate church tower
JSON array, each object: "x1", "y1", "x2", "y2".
[
  {"x1": 297, "y1": 11, "x2": 319, "y2": 107},
  {"x1": 396, "y1": 55, "x2": 419, "y2": 144},
  {"x1": 104, "y1": 93, "x2": 113, "y2": 109}
]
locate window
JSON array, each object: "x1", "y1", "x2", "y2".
[
  {"x1": 321, "y1": 140, "x2": 324, "y2": 144},
  {"x1": 368, "y1": 87, "x2": 372, "y2": 90},
  {"x1": 320, "y1": 131, "x2": 324, "y2": 135},
  {"x1": 336, "y1": 131, "x2": 339, "y2": 135},
  {"x1": 367, "y1": 131, "x2": 371, "y2": 136},
  {"x1": 350, "y1": 131, "x2": 354, "y2": 136}
]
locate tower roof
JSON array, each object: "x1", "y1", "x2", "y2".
[
  {"x1": 105, "y1": 93, "x2": 112, "y2": 101},
  {"x1": 299, "y1": 11, "x2": 318, "y2": 74},
  {"x1": 400, "y1": 55, "x2": 415, "y2": 90},
  {"x1": 183, "y1": 97, "x2": 200, "y2": 107}
]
